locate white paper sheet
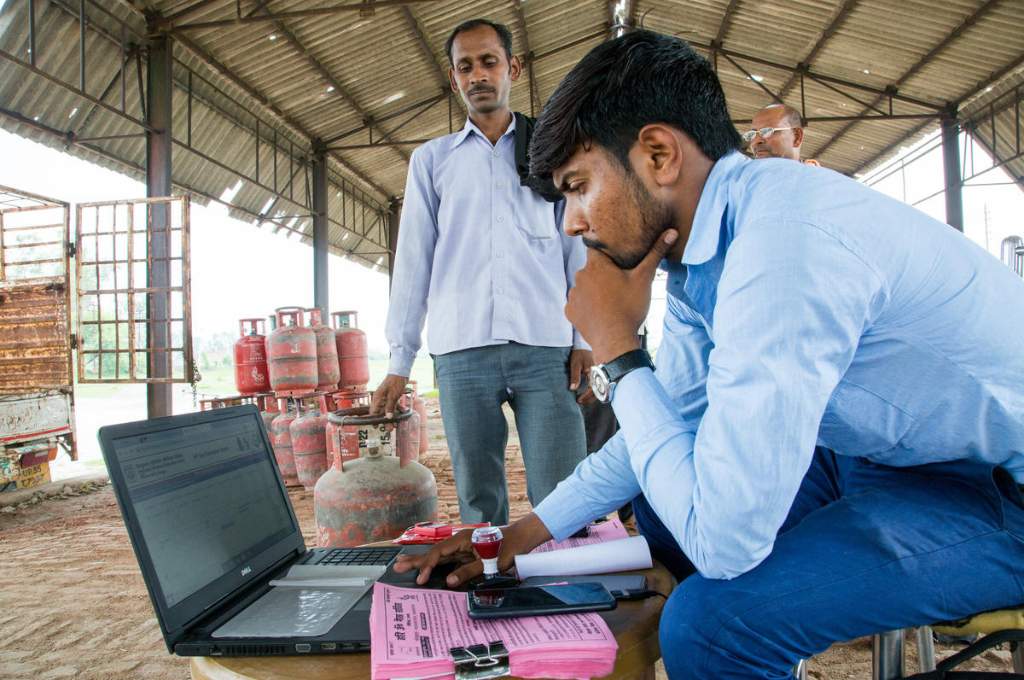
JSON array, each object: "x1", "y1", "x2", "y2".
[{"x1": 514, "y1": 535, "x2": 652, "y2": 580}]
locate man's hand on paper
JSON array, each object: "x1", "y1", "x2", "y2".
[{"x1": 393, "y1": 513, "x2": 552, "y2": 587}]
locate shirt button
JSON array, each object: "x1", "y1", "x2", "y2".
[
  {"x1": 495, "y1": 251, "x2": 503, "y2": 259},
  {"x1": 493, "y1": 149, "x2": 499, "y2": 158},
  {"x1": 496, "y1": 216, "x2": 504, "y2": 223}
]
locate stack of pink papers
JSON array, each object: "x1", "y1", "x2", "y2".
[
  {"x1": 530, "y1": 518, "x2": 629, "y2": 553},
  {"x1": 370, "y1": 583, "x2": 618, "y2": 679}
]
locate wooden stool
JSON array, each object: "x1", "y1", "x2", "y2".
[{"x1": 190, "y1": 560, "x2": 674, "y2": 680}]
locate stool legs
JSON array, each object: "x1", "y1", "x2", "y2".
[
  {"x1": 794, "y1": 659, "x2": 808, "y2": 680},
  {"x1": 1013, "y1": 641, "x2": 1024, "y2": 673},
  {"x1": 916, "y1": 626, "x2": 936, "y2": 672},
  {"x1": 873, "y1": 630, "x2": 906, "y2": 680}
]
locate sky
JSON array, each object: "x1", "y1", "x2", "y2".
[{"x1": 1, "y1": 125, "x2": 1021, "y2": 364}]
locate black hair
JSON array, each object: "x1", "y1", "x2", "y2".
[
  {"x1": 445, "y1": 19, "x2": 514, "y2": 66},
  {"x1": 530, "y1": 30, "x2": 741, "y2": 180}
]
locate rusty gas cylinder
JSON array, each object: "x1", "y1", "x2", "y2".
[
  {"x1": 257, "y1": 393, "x2": 279, "y2": 435},
  {"x1": 408, "y1": 380, "x2": 429, "y2": 455},
  {"x1": 306, "y1": 308, "x2": 341, "y2": 391},
  {"x1": 269, "y1": 398, "x2": 300, "y2": 486},
  {"x1": 315, "y1": 408, "x2": 437, "y2": 548},
  {"x1": 331, "y1": 310, "x2": 369, "y2": 389},
  {"x1": 290, "y1": 395, "x2": 330, "y2": 490},
  {"x1": 267, "y1": 307, "x2": 318, "y2": 395}
]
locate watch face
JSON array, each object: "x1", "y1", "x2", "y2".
[{"x1": 590, "y1": 366, "x2": 611, "y2": 403}]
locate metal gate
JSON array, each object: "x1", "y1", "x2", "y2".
[{"x1": 75, "y1": 196, "x2": 194, "y2": 384}]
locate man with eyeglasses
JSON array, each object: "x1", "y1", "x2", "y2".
[{"x1": 745, "y1": 103, "x2": 809, "y2": 162}]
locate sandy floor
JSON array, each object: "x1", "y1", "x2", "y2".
[{"x1": 0, "y1": 397, "x2": 1015, "y2": 679}]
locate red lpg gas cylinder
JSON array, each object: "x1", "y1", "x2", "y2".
[
  {"x1": 267, "y1": 307, "x2": 318, "y2": 395},
  {"x1": 234, "y1": 319, "x2": 270, "y2": 395},
  {"x1": 408, "y1": 380, "x2": 429, "y2": 455},
  {"x1": 331, "y1": 311, "x2": 369, "y2": 389},
  {"x1": 315, "y1": 408, "x2": 437, "y2": 548},
  {"x1": 290, "y1": 395, "x2": 330, "y2": 490},
  {"x1": 258, "y1": 393, "x2": 279, "y2": 434},
  {"x1": 306, "y1": 308, "x2": 341, "y2": 391},
  {"x1": 269, "y1": 398, "x2": 300, "y2": 486}
]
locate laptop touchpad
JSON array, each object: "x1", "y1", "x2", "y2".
[{"x1": 212, "y1": 585, "x2": 371, "y2": 638}]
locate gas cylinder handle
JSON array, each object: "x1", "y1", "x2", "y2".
[
  {"x1": 306, "y1": 307, "x2": 324, "y2": 327},
  {"x1": 239, "y1": 318, "x2": 265, "y2": 337},
  {"x1": 331, "y1": 310, "x2": 358, "y2": 329},
  {"x1": 275, "y1": 306, "x2": 305, "y2": 327}
]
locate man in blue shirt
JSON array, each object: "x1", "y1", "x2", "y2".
[
  {"x1": 371, "y1": 19, "x2": 589, "y2": 526},
  {"x1": 396, "y1": 31, "x2": 1024, "y2": 678}
]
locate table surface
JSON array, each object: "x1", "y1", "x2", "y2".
[{"x1": 190, "y1": 558, "x2": 674, "y2": 680}]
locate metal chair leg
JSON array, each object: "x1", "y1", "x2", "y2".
[
  {"x1": 1013, "y1": 641, "x2": 1024, "y2": 674},
  {"x1": 794, "y1": 659, "x2": 808, "y2": 680},
  {"x1": 873, "y1": 630, "x2": 906, "y2": 680},
  {"x1": 916, "y1": 626, "x2": 936, "y2": 672}
]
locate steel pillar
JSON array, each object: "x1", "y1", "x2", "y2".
[
  {"x1": 146, "y1": 30, "x2": 173, "y2": 418},
  {"x1": 873, "y1": 630, "x2": 906, "y2": 680},
  {"x1": 312, "y1": 144, "x2": 329, "y2": 317},
  {"x1": 387, "y1": 199, "x2": 401, "y2": 292},
  {"x1": 941, "y1": 112, "x2": 964, "y2": 232}
]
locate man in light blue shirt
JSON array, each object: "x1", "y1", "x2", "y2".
[
  {"x1": 396, "y1": 31, "x2": 1024, "y2": 678},
  {"x1": 371, "y1": 19, "x2": 588, "y2": 525}
]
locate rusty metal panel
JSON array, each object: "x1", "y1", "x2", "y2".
[
  {"x1": 0, "y1": 392, "x2": 73, "y2": 446},
  {"x1": 75, "y1": 196, "x2": 194, "y2": 384},
  {"x1": 0, "y1": 185, "x2": 73, "y2": 395}
]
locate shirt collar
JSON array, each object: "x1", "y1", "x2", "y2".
[
  {"x1": 681, "y1": 151, "x2": 748, "y2": 266},
  {"x1": 450, "y1": 114, "x2": 517, "y2": 150}
]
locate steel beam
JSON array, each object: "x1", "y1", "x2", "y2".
[
  {"x1": 511, "y1": 0, "x2": 541, "y2": 113},
  {"x1": 145, "y1": 30, "x2": 173, "y2": 418},
  {"x1": 941, "y1": 113, "x2": 964, "y2": 231},
  {"x1": 312, "y1": 144, "x2": 329, "y2": 317},
  {"x1": 169, "y1": 0, "x2": 444, "y2": 30},
  {"x1": 268, "y1": 22, "x2": 411, "y2": 165},
  {"x1": 713, "y1": 0, "x2": 741, "y2": 47},
  {"x1": 399, "y1": 7, "x2": 463, "y2": 116},
  {"x1": 777, "y1": 0, "x2": 860, "y2": 103},
  {"x1": 172, "y1": 32, "x2": 390, "y2": 201},
  {"x1": 812, "y1": 0, "x2": 1004, "y2": 160}
]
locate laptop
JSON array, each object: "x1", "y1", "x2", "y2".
[{"x1": 99, "y1": 404, "x2": 431, "y2": 657}]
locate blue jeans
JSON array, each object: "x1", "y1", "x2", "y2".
[
  {"x1": 434, "y1": 344, "x2": 587, "y2": 525},
  {"x1": 633, "y1": 448, "x2": 1024, "y2": 679}
]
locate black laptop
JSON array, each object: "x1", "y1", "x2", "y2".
[{"x1": 99, "y1": 404, "x2": 429, "y2": 657}]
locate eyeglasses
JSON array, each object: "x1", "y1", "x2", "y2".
[{"x1": 741, "y1": 126, "x2": 797, "y2": 143}]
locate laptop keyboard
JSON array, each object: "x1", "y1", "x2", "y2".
[{"x1": 318, "y1": 547, "x2": 401, "y2": 566}]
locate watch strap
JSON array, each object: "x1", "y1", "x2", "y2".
[{"x1": 603, "y1": 349, "x2": 654, "y2": 384}]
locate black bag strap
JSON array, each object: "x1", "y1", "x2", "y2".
[
  {"x1": 902, "y1": 629, "x2": 1024, "y2": 679},
  {"x1": 513, "y1": 112, "x2": 563, "y2": 203}
]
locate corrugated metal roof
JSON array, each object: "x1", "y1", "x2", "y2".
[{"x1": 0, "y1": 0, "x2": 1021, "y2": 276}]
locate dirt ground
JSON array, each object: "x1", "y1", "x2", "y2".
[{"x1": 0, "y1": 397, "x2": 1015, "y2": 679}]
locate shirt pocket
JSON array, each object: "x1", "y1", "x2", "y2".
[
  {"x1": 817, "y1": 380, "x2": 916, "y2": 458},
  {"x1": 512, "y1": 188, "x2": 557, "y2": 240}
]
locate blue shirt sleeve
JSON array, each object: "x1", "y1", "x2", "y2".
[
  {"x1": 532, "y1": 293, "x2": 713, "y2": 538},
  {"x1": 384, "y1": 146, "x2": 439, "y2": 376},
  {"x1": 611, "y1": 218, "x2": 884, "y2": 579}
]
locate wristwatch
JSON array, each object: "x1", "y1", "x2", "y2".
[{"x1": 589, "y1": 349, "x2": 654, "y2": 404}]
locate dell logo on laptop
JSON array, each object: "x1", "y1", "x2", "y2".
[{"x1": 240, "y1": 566, "x2": 252, "y2": 577}]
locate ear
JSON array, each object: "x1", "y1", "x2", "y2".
[
  {"x1": 633, "y1": 124, "x2": 685, "y2": 188},
  {"x1": 792, "y1": 126, "x2": 804, "y2": 148},
  {"x1": 509, "y1": 54, "x2": 523, "y2": 82},
  {"x1": 448, "y1": 67, "x2": 458, "y2": 94}
]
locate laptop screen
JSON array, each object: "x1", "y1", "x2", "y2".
[{"x1": 104, "y1": 408, "x2": 301, "y2": 630}]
